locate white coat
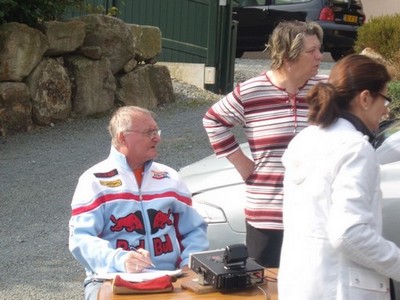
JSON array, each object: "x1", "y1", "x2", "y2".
[{"x1": 279, "y1": 118, "x2": 400, "y2": 300}]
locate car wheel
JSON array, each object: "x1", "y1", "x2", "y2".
[{"x1": 330, "y1": 48, "x2": 354, "y2": 61}]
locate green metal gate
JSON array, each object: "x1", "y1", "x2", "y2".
[{"x1": 69, "y1": 0, "x2": 236, "y2": 94}]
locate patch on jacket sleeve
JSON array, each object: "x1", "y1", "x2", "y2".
[
  {"x1": 93, "y1": 169, "x2": 119, "y2": 178},
  {"x1": 99, "y1": 179, "x2": 122, "y2": 187},
  {"x1": 152, "y1": 171, "x2": 170, "y2": 180}
]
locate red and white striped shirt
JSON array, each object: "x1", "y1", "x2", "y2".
[{"x1": 203, "y1": 72, "x2": 328, "y2": 230}]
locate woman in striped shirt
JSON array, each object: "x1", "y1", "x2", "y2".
[{"x1": 203, "y1": 20, "x2": 327, "y2": 267}]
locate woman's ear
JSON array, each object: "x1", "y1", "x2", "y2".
[{"x1": 358, "y1": 90, "x2": 371, "y2": 111}]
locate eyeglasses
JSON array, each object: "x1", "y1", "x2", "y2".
[
  {"x1": 378, "y1": 93, "x2": 392, "y2": 107},
  {"x1": 124, "y1": 129, "x2": 161, "y2": 138}
]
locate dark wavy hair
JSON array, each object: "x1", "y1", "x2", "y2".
[{"x1": 307, "y1": 54, "x2": 391, "y2": 128}]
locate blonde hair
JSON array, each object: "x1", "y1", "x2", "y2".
[{"x1": 268, "y1": 20, "x2": 323, "y2": 70}]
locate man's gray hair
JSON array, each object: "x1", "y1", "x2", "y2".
[{"x1": 108, "y1": 106, "x2": 156, "y2": 147}]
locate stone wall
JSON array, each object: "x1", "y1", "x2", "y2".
[{"x1": 0, "y1": 14, "x2": 175, "y2": 135}]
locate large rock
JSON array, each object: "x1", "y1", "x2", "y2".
[
  {"x1": 116, "y1": 64, "x2": 174, "y2": 109},
  {"x1": 40, "y1": 20, "x2": 86, "y2": 56},
  {"x1": 0, "y1": 82, "x2": 32, "y2": 134},
  {"x1": 65, "y1": 55, "x2": 116, "y2": 116},
  {"x1": 0, "y1": 22, "x2": 48, "y2": 81},
  {"x1": 0, "y1": 18, "x2": 173, "y2": 135},
  {"x1": 77, "y1": 15, "x2": 135, "y2": 74},
  {"x1": 129, "y1": 24, "x2": 161, "y2": 62},
  {"x1": 25, "y1": 58, "x2": 72, "y2": 125}
]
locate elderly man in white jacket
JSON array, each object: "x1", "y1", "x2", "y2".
[{"x1": 279, "y1": 54, "x2": 400, "y2": 300}]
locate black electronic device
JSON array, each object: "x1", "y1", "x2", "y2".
[
  {"x1": 189, "y1": 244, "x2": 264, "y2": 291},
  {"x1": 223, "y1": 243, "x2": 249, "y2": 269}
]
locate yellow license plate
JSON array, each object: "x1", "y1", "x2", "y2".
[{"x1": 344, "y1": 14, "x2": 358, "y2": 24}]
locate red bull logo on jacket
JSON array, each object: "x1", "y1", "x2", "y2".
[
  {"x1": 153, "y1": 234, "x2": 173, "y2": 255},
  {"x1": 115, "y1": 235, "x2": 174, "y2": 256},
  {"x1": 116, "y1": 239, "x2": 145, "y2": 251},
  {"x1": 110, "y1": 211, "x2": 145, "y2": 234},
  {"x1": 110, "y1": 208, "x2": 176, "y2": 257},
  {"x1": 148, "y1": 208, "x2": 173, "y2": 234}
]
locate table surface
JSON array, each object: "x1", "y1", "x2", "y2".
[{"x1": 106, "y1": 268, "x2": 278, "y2": 300}]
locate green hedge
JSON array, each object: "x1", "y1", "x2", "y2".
[
  {"x1": 0, "y1": 0, "x2": 85, "y2": 26},
  {"x1": 388, "y1": 81, "x2": 400, "y2": 119},
  {"x1": 355, "y1": 13, "x2": 400, "y2": 61},
  {"x1": 355, "y1": 14, "x2": 400, "y2": 119}
]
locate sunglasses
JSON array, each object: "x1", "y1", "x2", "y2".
[{"x1": 378, "y1": 93, "x2": 392, "y2": 107}]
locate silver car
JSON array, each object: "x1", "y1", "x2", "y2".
[{"x1": 179, "y1": 120, "x2": 400, "y2": 297}]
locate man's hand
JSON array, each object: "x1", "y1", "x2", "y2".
[
  {"x1": 181, "y1": 265, "x2": 190, "y2": 272},
  {"x1": 124, "y1": 248, "x2": 154, "y2": 273}
]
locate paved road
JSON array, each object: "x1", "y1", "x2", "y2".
[{"x1": 0, "y1": 57, "x2": 333, "y2": 299}]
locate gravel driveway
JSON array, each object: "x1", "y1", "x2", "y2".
[{"x1": 0, "y1": 57, "x2": 332, "y2": 299}]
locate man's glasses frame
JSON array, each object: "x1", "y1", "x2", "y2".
[{"x1": 124, "y1": 129, "x2": 161, "y2": 138}]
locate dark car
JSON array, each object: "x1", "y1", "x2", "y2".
[{"x1": 233, "y1": 0, "x2": 365, "y2": 61}]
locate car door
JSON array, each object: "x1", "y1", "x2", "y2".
[{"x1": 233, "y1": 0, "x2": 271, "y2": 55}]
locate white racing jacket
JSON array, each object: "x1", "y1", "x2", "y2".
[
  {"x1": 279, "y1": 118, "x2": 400, "y2": 300},
  {"x1": 69, "y1": 146, "x2": 208, "y2": 278}
]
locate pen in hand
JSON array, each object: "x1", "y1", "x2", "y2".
[{"x1": 132, "y1": 247, "x2": 156, "y2": 268}]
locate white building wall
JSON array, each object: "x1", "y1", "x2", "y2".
[{"x1": 362, "y1": 0, "x2": 400, "y2": 20}]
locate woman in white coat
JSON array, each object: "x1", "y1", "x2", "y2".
[{"x1": 279, "y1": 54, "x2": 400, "y2": 300}]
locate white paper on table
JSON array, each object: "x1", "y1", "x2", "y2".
[{"x1": 93, "y1": 269, "x2": 182, "y2": 282}]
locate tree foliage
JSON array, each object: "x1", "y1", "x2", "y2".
[{"x1": 0, "y1": 0, "x2": 84, "y2": 26}]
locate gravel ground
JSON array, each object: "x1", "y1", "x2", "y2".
[{"x1": 0, "y1": 57, "x2": 332, "y2": 299}]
